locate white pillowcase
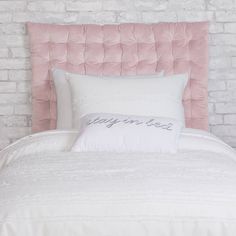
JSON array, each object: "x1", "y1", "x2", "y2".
[
  {"x1": 66, "y1": 72, "x2": 188, "y2": 128},
  {"x1": 71, "y1": 113, "x2": 182, "y2": 153},
  {"x1": 52, "y1": 69, "x2": 164, "y2": 129},
  {"x1": 52, "y1": 69, "x2": 73, "y2": 129}
]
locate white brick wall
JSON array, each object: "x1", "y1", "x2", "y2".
[{"x1": 0, "y1": 0, "x2": 236, "y2": 149}]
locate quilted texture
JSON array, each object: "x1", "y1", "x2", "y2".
[{"x1": 27, "y1": 22, "x2": 209, "y2": 133}]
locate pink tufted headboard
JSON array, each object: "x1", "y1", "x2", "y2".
[{"x1": 28, "y1": 22, "x2": 209, "y2": 133}]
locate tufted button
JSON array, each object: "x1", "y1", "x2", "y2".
[{"x1": 188, "y1": 39, "x2": 194, "y2": 46}]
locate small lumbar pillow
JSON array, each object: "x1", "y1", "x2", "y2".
[
  {"x1": 71, "y1": 113, "x2": 183, "y2": 153},
  {"x1": 51, "y1": 69, "x2": 164, "y2": 129},
  {"x1": 66, "y1": 72, "x2": 188, "y2": 128}
]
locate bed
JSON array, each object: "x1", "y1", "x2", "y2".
[{"x1": 1, "y1": 22, "x2": 236, "y2": 236}]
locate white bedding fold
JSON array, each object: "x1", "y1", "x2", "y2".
[
  {"x1": 0, "y1": 129, "x2": 236, "y2": 236},
  {"x1": 1, "y1": 129, "x2": 235, "y2": 169}
]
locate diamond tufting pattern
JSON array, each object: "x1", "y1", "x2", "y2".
[{"x1": 28, "y1": 22, "x2": 209, "y2": 133}]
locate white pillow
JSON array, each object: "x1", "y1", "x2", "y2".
[
  {"x1": 51, "y1": 69, "x2": 164, "y2": 129},
  {"x1": 52, "y1": 69, "x2": 73, "y2": 129},
  {"x1": 71, "y1": 113, "x2": 182, "y2": 153},
  {"x1": 66, "y1": 72, "x2": 188, "y2": 128}
]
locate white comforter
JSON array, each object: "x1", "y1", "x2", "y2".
[{"x1": 0, "y1": 129, "x2": 236, "y2": 236}]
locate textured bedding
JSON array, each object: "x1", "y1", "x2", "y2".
[{"x1": 0, "y1": 130, "x2": 236, "y2": 236}]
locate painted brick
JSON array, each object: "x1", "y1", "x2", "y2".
[
  {"x1": 142, "y1": 11, "x2": 178, "y2": 22},
  {"x1": 208, "y1": 80, "x2": 226, "y2": 91},
  {"x1": 222, "y1": 137, "x2": 236, "y2": 148},
  {"x1": 10, "y1": 48, "x2": 30, "y2": 58},
  {"x1": 103, "y1": 0, "x2": 132, "y2": 11},
  {"x1": 209, "y1": 57, "x2": 231, "y2": 69},
  {"x1": 211, "y1": 34, "x2": 236, "y2": 45},
  {"x1": 177, "y1": 11, "x2": 214, "y2": 21},
  {"x1": 2, "y1": 115, "x2": 28, "y2": 127},
  {"x1": 227, "y1": 80, "x2": 236, "y2": 89},
  {"x1": 17, "y1": 81, "x2": 30, "y2": 92},
  {"x1": 0, "y1": 59, "x2": 31, "y2": 70},
  {"x1": 12, "y1": 12, "x2": 34, "y2": 23},
  {"x1": 209, "y1": 23, "x2": 224, "y2": 33},
  {"x1": 210, "y1": 45, "x2": 236, "y2": 57},
  {"x1": 168, "y1": 0, "x2": 205, "y2": 10},
  {"x1": 0, "y1": 71, "x2": 8, "y2": 81},
  {"x1": 232, "y1": 57, "x2": 236, "y2": 67},
  {"x1": 13, "y1": 12, "x2": 78, "y2": 23},
  {"x1": 6, "y1": 127, "x2": 31, "y2": 139},
  {"x1": 216, "y1": 11, "x2": 236, "y2": 22},
  {"x1": 117, "y1": 11, "x2": 142, "y2": 22},
  {"x1": 66, "y1": 1, "x2": 102, "y2": 11},
  {"x1": 224, "y1": 23, "x2": 236, "y2": 33},
  {"x1": 0, "y1": 35, "x2": 27, "y2": 47},
  {"x1": 14, "y1": 104, "x2": 31, "y2": 115},
  {"x1": 208, "y1": 103, "x2": 214, "y2": 114},
  {"x1": 27, "y1": 1, "x2": 65, "y2": 12},
  {"x1": 94, "y1": 12, "x2": 117, "y2": 23},
  {"x1": 224, "y1": 114, "x2": 236, "y2": 125},
  {"x1": 208, "y1": 0, "x2": 236, "y2": 10},
  {"x1": 134, "y1": 0, "x2": 168, "y2": 11},
  {"x1": 0, "y1": 23, "x2": 26, "y2": 34},
  {"x1": 0, "y1": 13, "x2": 12, "y2": 23},
  {"x1": 0, "y1": 48, "x2": 8, "y2": 58},
  {"x1": 0, "y1": 94, "x2": 28, "y2": 104},
  {"x1": 209, "y1": 69, "x2": 236, "y2": 80},
  {"x1": 9, "y1": 70, "x2": 31, "y2": 81},
  {"x1": 0, "y1": 106, "x2": 14, "y2": 115},
  {"x1": 212, "y1": 125, "x2": 236, "y2": 136},
  {"x1": 0, "y1": 1, "x2": 26, "y2": 11},
  {"x1": 77, "y1": 12, "x2": 116, "y2": 23},
  {"x1": 209, "y1": 91, "x2": 236, "y2": 102},
  {"x1": 0, "y1": 82, "x2": 16, "y2": 93},
  {"x1": 209, "y1": 115, "x2": 224, "y2": 125},
  {"x1": 215, "y1": 103, "x2": 236, "y2": 113}
]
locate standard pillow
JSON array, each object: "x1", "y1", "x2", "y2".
[
  {"x1": 71, "y1": 113, "x2": 182, "y2": 153},
  {"x1": 52, "y1": 69, "x2": 73, "y2": 129},
  {"x1": 52, "y1": 69, "x2": 164, "y2": 129},
  {"x1": 67, "y1": 72, "x2": 188, "y2": 128}
]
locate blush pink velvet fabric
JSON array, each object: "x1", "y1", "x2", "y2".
[{"x1": 28, "y1": 22, "x2": 209, "y2": 133}]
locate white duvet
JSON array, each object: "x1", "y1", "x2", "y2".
[{"x1": 0, "y1": 129, "x2": 236, "y2": 236}]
